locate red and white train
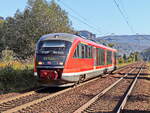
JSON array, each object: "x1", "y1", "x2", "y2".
[{"x1": 34, "y1": 33, "x2": 117, "y2": 87}]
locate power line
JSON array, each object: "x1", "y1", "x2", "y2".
[
  {"x1": 57, "y1": 0, "x2": 108, "y2": 35},
  {"x1": 68, "y1": 13, "x2": 102, "y2": 34},
  {"x1": 113, "y1": 0, "x2": 135, "y2": 34},
  {"x1": 117, "y1": 0, "x2": 128, "y2": 19},
  {"x1": 115, "y1": 0, "x2": 150, "y2": 42}
]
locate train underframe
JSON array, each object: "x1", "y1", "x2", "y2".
[{"x1": 35, "y1": 65, "x2": 116, "y2": 87}]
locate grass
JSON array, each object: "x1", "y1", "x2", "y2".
[
  {"x1": 0, "y1": 60, "x2": 39, "y2": 94},
  {"x1": 146, "y1": 62, "x2": 150, "y2": 79},
  {"x1": 117, "y1": 61, "x2": 134, "y2": 68}
]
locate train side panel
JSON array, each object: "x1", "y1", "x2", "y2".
[{"x1": 62, "y1": 39, "x2": 117, "y2": 82}]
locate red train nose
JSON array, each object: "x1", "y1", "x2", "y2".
[{"x1": 40, "y1": 70, "x2": 58, "y2": 80}]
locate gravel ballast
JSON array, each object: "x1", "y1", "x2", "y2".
[{"x1": 123, "y1": 65, "x2": 150, "y2": 113}]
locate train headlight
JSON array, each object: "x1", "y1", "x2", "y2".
[
  {"x1": 59, "y1": 62, "x2": 63, "y2": 65},
  {"x1": 38, "y1": 61, "x2": 43, "y2": 65}
]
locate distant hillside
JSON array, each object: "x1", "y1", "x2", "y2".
[
  {"x1": 141, "y1": 47, "x2": 150, "y2": 61},
  {"x1": 96, "y1": 35, "x2": 150, "y2": 55}
]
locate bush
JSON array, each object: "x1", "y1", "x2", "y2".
[
  {"x1": 1, "y1": 49, "x2": 15, "y2": 62},
  {"x1": 0, "y1": 64, "x2": 39, "y2": 94}
]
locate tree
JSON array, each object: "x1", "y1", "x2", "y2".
[
  {"x1": 123, "y1": 54, "x2": 127, "y2": 61},
  {"x1": 108, "y1": 43, "x2": 114, "y2": 48},
  {"x1": 2, "y1": 0, "x2": 74, "y2": 59},
  {"x1": 0, "y1": 17, "x2": 5, "y2": 57}
]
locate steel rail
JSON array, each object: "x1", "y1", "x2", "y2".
[
  {"x1": 116, "y1": 65, "x2": 143, "y2": 113},
  {"x1": 0, "y1": 87, "x2": 45, "y2": 105},
  {"x1": 73, "y1": 66, "x2": 137, "y2": 113},
  {"x1": 113, "y1": 62, "x2": 137, "y2": 73}
]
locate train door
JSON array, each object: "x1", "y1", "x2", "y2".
[{"x1": 93, "y1": 47, "x2": 97, "y2": 69}]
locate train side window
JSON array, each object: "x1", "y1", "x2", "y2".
[
  {"x1": 89, "y1": 46, "x2": 93, "y2": 58},
  {"x1": 110, "y1": 51, "x2": 112, "y2": 64},
  {"x1": 114, "y1": 52, "x2": 117, "y2": 64},
  {"x1": 73, "y1": 43, "x2": 93, "y2": 59},
  {"x1": 87, "y1": 46, "x2": 90, "y2": 58},
  {"x1": 96, "y1": 48, "x2": 105, "y2": 66},
  {"x1": 73, "y1": 47, "x2": 78, "y2": 58},
  {"x1": 76, "y1": 45, "x2": 79, "y2": 57},
  {"x1": 96, "y1": 48, "x2": 98, "y2": 65},
  {"x1": 96, "y1": 48, "x2": 99, "y2": 65},
  {"x1": 100, "y1": 49, "x2": 105, "y2": 65},
  {"x1": 81, "y1": 44, "x2": 85, "y2": 58},
  {"x1": 79, "y1": 44, "x2": 82, "y2": 58},
  {"x1": 90, "y1": 46, "x2": 93, "y2": 58},
  {"x1": 85, "y1": 45, "x2": 88, "y2": 58},
  {"x1": 107, "y1": 51, "x2": 112, "y2": 64},
  {"x1": 73, "y1": 44, "x2": 80, "y2": 58}
]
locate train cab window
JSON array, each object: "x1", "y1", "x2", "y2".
[
  {"x1": 38, "y1": 40, "x2": 71, "y2": 55},
  {"x1": 36, "y1": 40, "x2": 72, "y2": 66}
]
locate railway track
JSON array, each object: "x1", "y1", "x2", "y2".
[
  {"x1": 0, "y1": 87, "x2": 66, "y2": 113},
  {"x1": 73, "y1": 63, "x2": 144, "y2": 113},
  {"x1": 123, "y1": 64, "x2": 150, "y2": 112},
  {"x1": 0, "y1": 62, "x2": 143, "y2": 113}
]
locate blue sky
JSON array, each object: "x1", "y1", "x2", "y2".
[{"x1": 1, "y1": 0, "x2": 150, "y2": 36}]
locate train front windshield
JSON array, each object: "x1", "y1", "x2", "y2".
[{"x1": 36, "y1": 40, "x2": 72, "y2": 66}]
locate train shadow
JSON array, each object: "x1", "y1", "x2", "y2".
[
  {"x1": 112, "y1": 72, "x2": 150, "y2": 80},
  {"x1": 35, "y1": 86, "x2": 68, "y2": 94},
  {"x1": 93, "y1": 110, "x2": 150, "y2": 113},
  {"x1": 122, "y1": 110, "x2": 150, "y2": 113},
  {"x1": 127, "y1": 94, "x2": 149, "y2": 102}
]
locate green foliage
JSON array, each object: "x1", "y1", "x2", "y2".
[
  {"x1": 118, "y1": 52, "x2": 140, "y2": 65},
  {"x1": 118, "y1": 57, "x2": 124, "y2": 64},
  {"x1": 141, "y1": 47, "x2": 150, "y2": 61},
  {"x1": 0, "y1": 64, "x2": 39, "y2": 94},
  {"x1": 1, "y1": 48, "x2": 15, "y2": 62},
  {"x1": 108, "y1": 43, "x2": 114, "y2": 48},
  {"x1": 128, "y1": 52, "x2": 140, "y2": 62},
  {"x1": 0, "y1": 0, "x2": 74, "y2": 59},
  {"x1": 123, "y1": 54, "x2": 127, "y2": 61},
  {"x1": 0, "y1": 19, "x2": 5, "y2": 56}
]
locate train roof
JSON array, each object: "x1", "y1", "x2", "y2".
[
  {"x1": 39, "y1": 33, "x2": 77, "y2": 42},
  {"x1": 38, "y1": 33, "x2": 117, "y2": 52}
]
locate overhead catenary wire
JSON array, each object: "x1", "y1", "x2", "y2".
[
  {"x1": 68, "y1": 13, "x2": 102, "y2": 34},
  {"x1": 114, "y1": 0, "x2": 150, "y2": 42},
  {"x1": 113, "y1": 0, "x2": 135, "y2": 34},
  {"x1": 117, "y1": 0, "x2": 129, "y2": 20},
  {"x1": 57, "y1": 0, "x2": 110, "y2": 36}
]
